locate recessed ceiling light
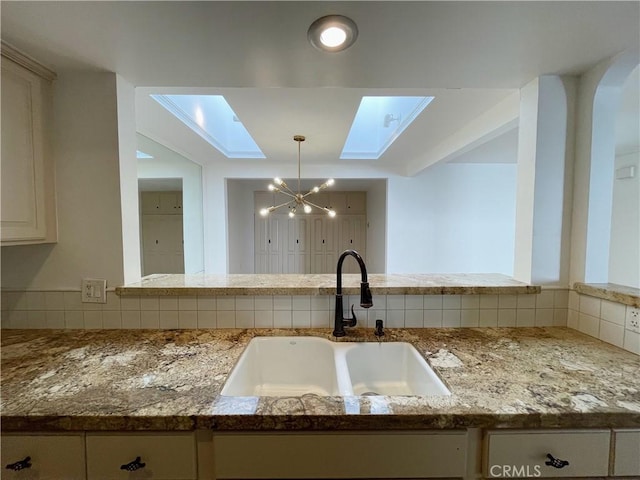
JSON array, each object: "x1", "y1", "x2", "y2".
[{"x1": 308, "y1": 15, "x2": 358, "y2": 52}]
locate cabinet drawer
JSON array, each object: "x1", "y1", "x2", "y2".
[
  {"x1": 86, "y1": 432, "x2": 196, "y2": 479},
  {"x1": 213, "y1": 431, "x2": 467, "y2": 479},
  {"x1": 1, "y1": 433, "x2": 86, "y2": 480},
  {"x1": 484, "y1": 429, "x2": 610, "y2": 478},
  {"x1": 613, "y1": 429, "x2": 640, "y2": 476}
]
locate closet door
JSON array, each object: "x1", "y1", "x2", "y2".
[
  {"x1": 142, "y1": 215, "x2": 185, "y2": 275},
  {"x1": 254, "y1": 215, "x2": 286, "y2": 273},
  {"x1": 285, "y1": 217, "x2": 311, "y2": 273},
  {"x1": 338, "y1": 216, "x2": 367, "y2": 273},
  {"x1": 310, "y1": 217, "x2": 339, "y2": 273}
]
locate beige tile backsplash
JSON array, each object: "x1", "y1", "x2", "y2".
[{"x1": 2, "y1": 287, "x2": 637, "y2": 356}]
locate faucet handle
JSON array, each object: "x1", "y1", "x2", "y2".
[{"x1": 344, "y1": 305, "x2": 357, "y2": 328}]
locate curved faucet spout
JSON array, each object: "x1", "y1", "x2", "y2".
[{"x1": 333, "y1": 249, "x2": 373, "y2": 337}]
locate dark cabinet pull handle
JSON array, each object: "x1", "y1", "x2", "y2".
[
  {"x1": 268, "y1": 239, "x2": 271, "y2": 244},
  {"x1": 545, "y1": 453, "x2": 569, "y2": 468},
  {"x1": 6, "y1": 456, "x2": 31, "y2": 471},
  {"x1": 296, "y1": 239, "x2": 299, "y2": 244},
  {"x1": 121, "y1": 456, "x2": 146, "y2": 471}
]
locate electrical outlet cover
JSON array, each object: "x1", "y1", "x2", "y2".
[
  {"x1": 81, "y1": 278, "x2": 107, "y2": 304},
  {"x1": 626, "y1": 307, "x2": 640, "y2": 333}
]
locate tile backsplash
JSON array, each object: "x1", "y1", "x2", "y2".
[
  {"x1": 2, "y1": 289, "x2": 568, "y2": 330},
  {"x1": 3, "y1": 287, "x2": 637, "y2": 355},
  {"x1": 568, "y1": 291, "x2": 640, "y2": 355}
]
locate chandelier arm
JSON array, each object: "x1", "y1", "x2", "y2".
[
  {"x1": 302, "y1": 199, "x2": 325, "y2": 212},
  {"x1": 279, "y1": 183, "x2": 297, "y2": 196},
  {"x1": 271, "y1": 199, "x2": 296, "y2": 212},
  {"x1": 302, "y1": 189, "x2": 319, "y2": 198},
  {"x1": 276, "y1": 189, "x2": 297, "y2": 199}
]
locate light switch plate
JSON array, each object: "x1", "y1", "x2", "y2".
[
  {"x1": 626, "y1": 307, "x2": 640, "y2": 333},
  {"x1": 81, "y1": 278, "x2": 107, "y2": 304}
]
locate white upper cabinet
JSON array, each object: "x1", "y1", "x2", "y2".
[{"x1": 1, "y1": 43, "x2": 57, "y2": 245}]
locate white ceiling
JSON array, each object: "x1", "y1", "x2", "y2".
[{"x1": 2, "y1": 1, "x2": 639, "y2": 174}]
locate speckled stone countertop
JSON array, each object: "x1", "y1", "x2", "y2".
[
  {"x1": 116, "y1": 273, "x2": 541, "y2": 296},
  {"x1": 2, "y1": 327, "x2": 638, "y2": 432},
  {"x1": 574, "y1": 282, "x2": 640, "y2": 308}
]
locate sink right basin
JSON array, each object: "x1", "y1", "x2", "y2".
[{"x1": 341, "y1": 342, "x2": 451, "y2": 396}]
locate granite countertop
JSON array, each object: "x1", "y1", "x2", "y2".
[
  {"x1": 116, "y1": 273, "x2": 541, "y2": 296},
  {"x1": 574, "y1": 282, "x2": 640, "y2": 308},
  {"x1": 2, "y1": 327, "x2": 639, "y2": 432}
]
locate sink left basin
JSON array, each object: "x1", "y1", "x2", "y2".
[{"x1": 220, "y1": 337, "x2": 341, "y2": 396}]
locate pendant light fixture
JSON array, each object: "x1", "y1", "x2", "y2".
[{"x1": 260, "y1": 135, "x2": 336, "y2": 218}]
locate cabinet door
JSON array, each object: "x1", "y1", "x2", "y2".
[
  {"x1": 484, "y1": 429, "x2": 610, "y2": 478},
  {"x1": 284, "y1": 217, "x2": 311, "y2": 273},
  {"x1": 338, "y1": 216, "x2": 366, "y2": 273},
  {"x1": 346, "y1": 192, "x2": 366, "y2": 214},
  {"x1": 329, "y1": 192, "x2": 347, "y2": 214},
  {"x1": 254, "y1": 216, "x2": 269, "y2": 273},
  {"x1": 613, "y1": 429, "x2": 640, "y2": 476},
  {"x1": 141, "y1": 215, "x2": 184, "y2": 275},
  {"x1": 141, "y1": 192, "x2": 161, "y2": 214},
  {"x1": 310, "y1": 217, "x2": 339, "y2": 273},
  {"x1": 159, "y1": 192, "x2": 182, "y2": 214},
  {"x1": 2, "y1": 433, "x2": 86, "y2": 480},
  {"x1": 213, "y1": 431, "x2": 467, "y2": 479},
  {"x1": 268, "y1": 216, "x2": 285, "y2": 273},
  {"x1": 296, "y1": 217, "x2": 311, "y2": 273},
  {"x1": 86, "y1": 433, "x2": 196, "y2": 480},
  {"x1": 310, "y1": 217, "x2": 326, "y2": 273},
  {"x1": 1, "y1": 57, "x2": 48, "y2": 242}
]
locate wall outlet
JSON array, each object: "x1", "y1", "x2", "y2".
[
  {"x1": 81, "y1": 278, "x2": 107, "y2": 304},
  {"x1": 626, "y1": 307, "x2": 640, "y2": 333}
]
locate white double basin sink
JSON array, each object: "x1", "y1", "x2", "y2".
[{"x1": 220, "y1": 337, "x2": 451, "y2": 397}]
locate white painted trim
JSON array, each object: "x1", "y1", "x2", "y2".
[{"x1": 1, "y1": 41, "x2": 56, "y2": 82}]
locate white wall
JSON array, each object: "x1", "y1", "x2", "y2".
[
  {"x1": 608, "y1": 64, "x2": 640, "y2": 288},
  {"x1": 116, "y1": 75, "x2": 142, "y2": 285},
  {"x1": 513, "y1": 76, "x2": 576, "y2": 286},
  {"x1": 226, "y1": 180, "x2": 263, "y2": 274},
  {"x1": 570, "y1": 50, "x2": 640, "y2": 285},
  {"x1": 609, "y1": 151, "x2": 640, "y2": 288},
  {"x1": 387, "y1": 162, "x2": 517, "y2": 274},
  {"x1": 137, "y1": 135, "x2": 204, "y2": 274},
  {"x1": 1, "y1": 72, "x2": 128, "y2": 290}
]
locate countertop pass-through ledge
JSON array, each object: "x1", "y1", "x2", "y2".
[
  {"x1": 1, "y1": 327, "x2": 638, "y2": 432},
  {"x1": 115, "y1": 273, "x2": 541, "y2": 296}
]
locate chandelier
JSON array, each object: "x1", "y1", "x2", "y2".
[{"x1": 259, "y1": 135, "x2": 336, "y2": 218}]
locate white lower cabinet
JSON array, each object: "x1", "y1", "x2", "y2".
[
  {"x1": 86, "y1": 432, "x2": 197, "y2": 479},
  {"x1": 212, "y1": 431, "x2": 468, "y2": 479},
  {"x1": 3, "y1": 428, "x2": 637, "y2": 479},
  {"x1": 1, "y1": 433, "x2": 86, "y2": 479},
  {"x1": 484, "y1": 429, "x2": 611, "y2": 478},
  {"x1": 612, "y1": 429, "x2": 640, "y2": 477}
]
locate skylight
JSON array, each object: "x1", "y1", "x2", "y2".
[
  {"x1": 136, "y1": 150, "x2": 154, "y2": 159},
  {"x1": 151, "y1": 95, "x2": 265, "y2": 159},
  {"x1": 340, "y1": 96, "x2": 434, "y2": 159}
]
